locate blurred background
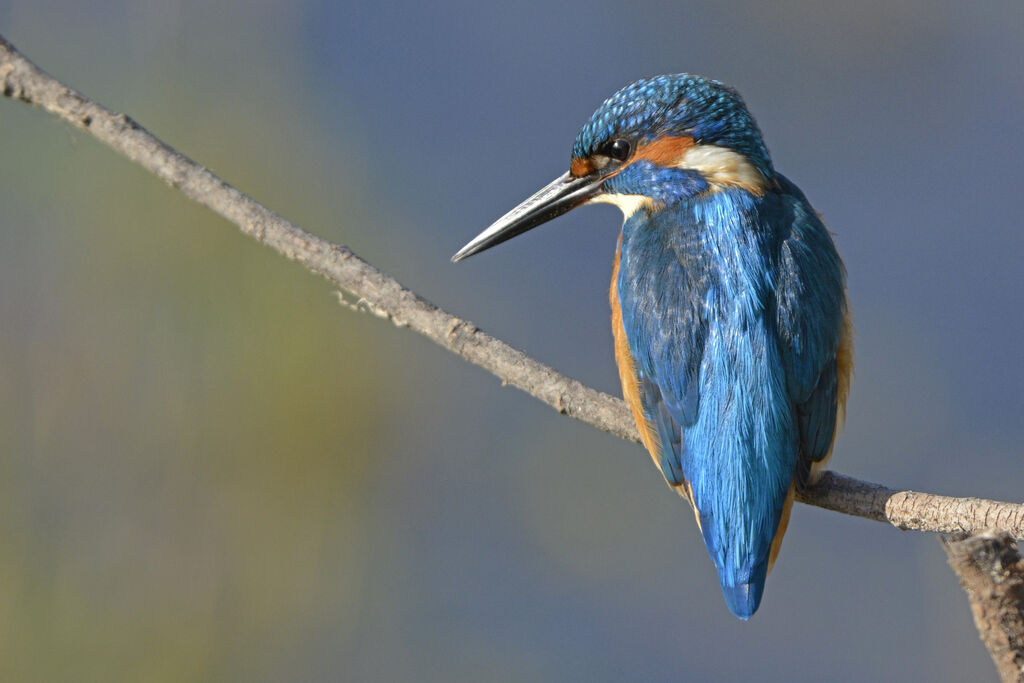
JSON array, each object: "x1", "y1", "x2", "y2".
[{"x1": 1, "y1": 1, "x2": 1022, "y2": 680}]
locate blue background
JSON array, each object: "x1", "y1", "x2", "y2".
[{"x1": 1, "y1": 1, "x2": 1022, "y2": 680}]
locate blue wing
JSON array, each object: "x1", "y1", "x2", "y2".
[
  {"x1": 620, "y1": 204, "x2": 708, "y2": 493},
  {"x1": 617, "y1": 179, "x2": 845, "y2": 618},
  {"x1": 774, "y1": 175, "x2": 848, "y2": 484},
  {"x1": 637, "y1": 371, "x2": 686, "y2": 486}
]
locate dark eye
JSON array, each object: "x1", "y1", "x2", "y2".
[{"x1": 599, "y1": 138, "x2": 632, "y2": 161}]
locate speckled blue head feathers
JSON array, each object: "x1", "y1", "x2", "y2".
[{"x1": 572, "y1": 74, "x2": 774, "y2": 177}]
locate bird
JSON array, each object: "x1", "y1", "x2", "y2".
[{"x1": 452, "y1": 74, "x2": 851, "y2": 619}]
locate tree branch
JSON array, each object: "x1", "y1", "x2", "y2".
[
  {"x1": 943, "y1": 531, "x2": 1024, "y2": 681},
  {"x1": 2, "y1": 34, "x2": 1022, "y2": 539}
]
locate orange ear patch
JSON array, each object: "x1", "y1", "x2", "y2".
[{"x1": 634, "y1": 135, "x2": 694, "y2": 165}]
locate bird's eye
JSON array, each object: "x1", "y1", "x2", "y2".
[{"x1": 598, "y1": 138, "x2": 632, "y2": 162}]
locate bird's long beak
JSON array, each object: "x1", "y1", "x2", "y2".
[{"x1": 451, "y1": 171, "x2": 605, "y2": 262}]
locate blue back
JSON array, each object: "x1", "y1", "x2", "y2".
[{"x1": 616, "y1": 176, "x2": 846, "y2": 618}]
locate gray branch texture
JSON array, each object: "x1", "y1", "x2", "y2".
[
  {"x1": 2, "y1": 35, "x2": 1023, "y2": 539},
  {"x1": 944, "y1": 531, "x2": 1024, "y2": 682}
]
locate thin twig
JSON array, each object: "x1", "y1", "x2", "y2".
[{"x1": 2, "y1": 33, "x2": 1022, "y2": 538}]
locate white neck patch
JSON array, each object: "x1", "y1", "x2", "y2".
[{"x1": 678, "y1": 144, "x2": 766, "y2": 194}]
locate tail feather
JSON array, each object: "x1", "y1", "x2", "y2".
[{"x1": 720, "y1": 562, "x2": 768, "y2": 620}]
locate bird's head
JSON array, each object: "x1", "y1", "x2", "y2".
[{"x1": 453, "y1": 74, "x2": 774, "y2": 262}]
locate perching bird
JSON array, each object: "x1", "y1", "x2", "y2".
[{"x1": 452, "y1": 74, "x2": 851, "y2": 619}]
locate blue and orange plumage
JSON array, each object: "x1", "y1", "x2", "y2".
[{"x1": 454, "y1": 74, "x2": 851, "y2": 619}]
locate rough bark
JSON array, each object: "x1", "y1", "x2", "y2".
[{"x1": 943, "y1": 532, "x2": 1024, "y2": 682}]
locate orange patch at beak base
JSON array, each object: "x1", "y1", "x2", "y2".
[{"x1": 570, "y1": 157, "x2": 595, "y2": 177}]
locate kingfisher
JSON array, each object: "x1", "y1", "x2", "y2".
[{"x1": 452, "y1": 74, "x2": 851, "y2": 619}]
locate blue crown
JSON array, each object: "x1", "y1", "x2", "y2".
[{"x1": 572, "y1": 74, "x2": 774, "y2": 176}]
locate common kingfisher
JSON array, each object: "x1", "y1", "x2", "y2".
[{"x1": 453, "y1": 74, "x2": 852, "y2": 619}]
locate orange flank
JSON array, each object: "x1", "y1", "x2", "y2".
[
  {"x1": 778, "y1": 306, "x2": 854, "y2": 570},
  {"x1": 836, "y1": 307, "x2": 855, "y2": 434},
  {"x1": 610, "y1": 237, "x2": 697, "y2": 512},
  {"x1": 610, "y1": 237, "x2": 657, "y2": 460},
  {"x1": 767, "y1": 486, "x2": 795, "y2": 573}
]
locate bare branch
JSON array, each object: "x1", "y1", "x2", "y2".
[
  {"x1": 943, "y1": 531, "x2": 1024, "y2": 681},
  {"x1": 2, "y1": 34, "x2": 1022, "y2": 539}
]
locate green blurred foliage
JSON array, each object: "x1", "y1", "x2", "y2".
[{"x1": 0, "y1": 7, "x2": 392, "y2": 680}]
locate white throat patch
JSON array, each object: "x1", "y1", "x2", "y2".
[{"x1": 588, "y1": 193, "x2": 653, "y2": 220}]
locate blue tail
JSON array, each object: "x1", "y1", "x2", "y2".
[{"x1": 720, "y1": 564, "x2": 768, "y2": 620}]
